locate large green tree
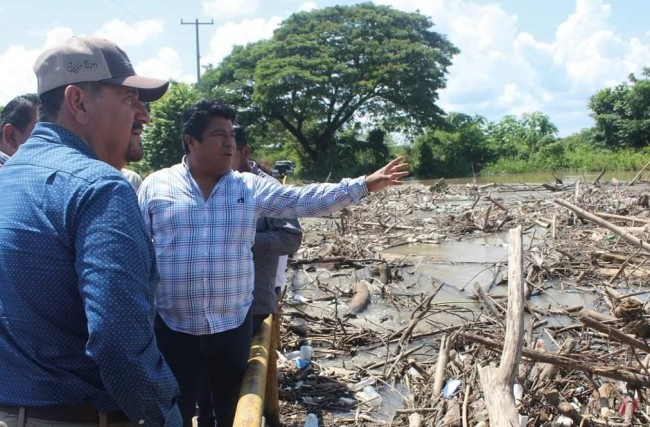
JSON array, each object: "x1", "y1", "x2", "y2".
[
  {"x1": 589, "y1": 69, "x2": 650, "y2": 149},
  {"x1": 202, "y1": 2, "x2": 458, "y2": 175}
]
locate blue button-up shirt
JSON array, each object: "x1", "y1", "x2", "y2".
[
  {"x1": 0, "y1": 123, "x2": 181, "y2": 426},
  {"x1": 139, "y1": 159, "x2": 368, "y2": 335}
]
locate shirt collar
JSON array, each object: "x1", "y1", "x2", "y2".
[
  {"x1": 0, "y1": 150, "x2": 10, "y2": 166},
  {"x1": 30, "y1": 122, "x2": 98, "y2": 160}
]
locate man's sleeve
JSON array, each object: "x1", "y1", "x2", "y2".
[
  {"x1": 137, "y1": 176, "x2": 154, "y2": 237},
  {"x1": 252, "y1": 218, "x2": 302, "y2": 256},
  {"x1": 75, "y1": 177, "x2": 181, "y2": 426},
  {"x1": 253, "y1": 174, "x2": 369, "y2": 219}
]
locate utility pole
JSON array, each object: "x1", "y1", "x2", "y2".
[{"x1": 181, "y1": 18, "x2": 214, "y2": 90}]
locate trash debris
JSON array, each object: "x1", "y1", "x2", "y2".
[
  {"x1": 273, "y1": 180, "x2": 650, "y2": 426},
  {"x1": 303, "y1": 413, "x2": 318, "y2": 427},
  {"x1": 442, "y1": 379, "x2": 462, "y2": 399}
]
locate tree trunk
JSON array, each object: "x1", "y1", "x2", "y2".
[{"x1": 477, "y1": 226, "x2": 525, "y2": 427}]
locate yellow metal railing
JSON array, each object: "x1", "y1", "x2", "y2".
[{"x1": 233, "y1": 314, "x2": 281, "y2": 426}]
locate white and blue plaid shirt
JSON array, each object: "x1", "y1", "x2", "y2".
[{"x1": 139, "y1": 158, "x2": 368, "y2": 335}]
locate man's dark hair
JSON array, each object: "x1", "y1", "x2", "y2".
[
  {"x1": 0, "y1": 93, "x2": 40, "y2": 131},
  {"x1": 39, "y1": 82, "x2": 105, "y2": 123},
  {"x1": 181, "y1": 99, "x2": 236, "y2": 154},
  {"x1": 234, "y1": 125, "x2": 248, "y2": 149}
]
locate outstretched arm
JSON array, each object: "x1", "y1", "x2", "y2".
[{"x1": 365, "y1": 156, "x2": 410, "y2": 193}]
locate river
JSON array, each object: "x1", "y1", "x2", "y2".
[{"x1": 412, "y1": 170, "x2": 638, "y2": 186}]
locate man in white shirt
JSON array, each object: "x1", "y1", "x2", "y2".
[{"x1": 139, "y1": 98, "x2": 408, "y2": 427}]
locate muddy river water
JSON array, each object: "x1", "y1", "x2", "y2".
[{"x1": 280, "y1": 175, "x2": 650, "y2": 422}]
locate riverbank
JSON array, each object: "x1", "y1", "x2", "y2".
[{"x1": 274, "y1": 176, "x2": 650, "y2": 426}]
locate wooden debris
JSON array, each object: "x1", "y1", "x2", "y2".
[{"x1": 271, "y1": 180, "x2": 650, "y2": 426}]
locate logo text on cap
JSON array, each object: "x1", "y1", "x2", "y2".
[{"x1": 67, "y1": 60, "x2": 99, "y2": 74}]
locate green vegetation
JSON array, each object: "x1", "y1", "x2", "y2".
[
  {"x1": 8, "y1": 5, "x2": 636, "y2": 180},
  {"x1": 200, "y1": 3, "x2": 457, "y2": 176}
]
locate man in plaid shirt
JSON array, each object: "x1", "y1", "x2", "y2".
[{"x1": 139, "y1": 98, "x2": 408, "y2": 427}]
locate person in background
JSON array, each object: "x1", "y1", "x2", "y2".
[
  {"x1": 233, "y1": 125, "x2": 303, "y2": 333},
  {"x1": 0, "y1": 93, "x2": 40, "y2": 167},
  {"x1": 139, "y1": 98, "x2": 408, "y2": 427},
  {"x1": 195, "y1": 125, "x2": 303, "y2": 427},
  {"x1": 121, "y1": 121, "x2": 145, "y2": 192},
  {"x1": 0, "y1": 36, "x2": 181, "y2": 426}
]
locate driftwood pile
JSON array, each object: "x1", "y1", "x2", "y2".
[{"x1": 274, "y1": 177, "x2": 650, "y2": 427}]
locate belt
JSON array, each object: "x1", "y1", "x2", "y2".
[{"x1": 0, "y1": 404, "x2": 130, "y2": 424}]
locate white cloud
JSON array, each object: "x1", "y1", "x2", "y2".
[
  {"x1": 374, "y1": 0, "x2": 650, "y2": 136},
  {"x1": 202, "y1": 0, "x2": 261, "y2": 20},
  {"x1": 135, "y1": 47, "x2": 193, "y2": 83},
  {"x1": 298, "y1": 2, "x2": 318, "y2": 12},
  {"x1": 93, "y1": 19, "x2": 164, "y2": 48},
  {"x1": 0, "y1": 45, "x2": 40, "y2": 103},
  {"x1": 44, "y1": 26, "x2": 76, "y2": 48},
  {"x1": 202, "y1": 16, "x2": 283, "y2": 67},
  {"x1": 0, "y1": 26, "x2": 76, "y2": 105}
]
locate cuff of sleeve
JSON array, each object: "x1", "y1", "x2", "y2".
[{"x1": 348, "y1": 176, "x2": 370, "y2": 203}]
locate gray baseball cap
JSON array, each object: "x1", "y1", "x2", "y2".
[{"x1": 34, "y1": 36, "x2": 169, "y2": 102}]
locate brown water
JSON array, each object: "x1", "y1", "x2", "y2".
[
  {"x1": 287, "y1": 175, "x2": 637, "y2": 419},
  {"x1": 381, "y1": 230, "x2": 599, "y2": 316}
]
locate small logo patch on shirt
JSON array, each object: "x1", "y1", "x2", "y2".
[{"x1": 237, "y1": 197, "x2": 244, "y2": 203}]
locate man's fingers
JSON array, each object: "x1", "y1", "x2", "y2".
[
  {"x1": 390, "y1": 162, "x2": 409, "y2": 172},
  {"x1": 390, "y1": 171, "x2": 409, "y2": 178}
]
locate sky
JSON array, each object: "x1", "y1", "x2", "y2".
[{"x1": 1, "y1": 0, "x2": 649, "y2": 137}]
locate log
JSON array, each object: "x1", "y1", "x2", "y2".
[
  {"x1": 473, "y1": 283, "x2": 505, "y2": 326},
  {"x1": 408, "y1": 413, "x2": 422, "y2": 427},
  {"x1": 542, "y1": 183, "x2": 564, "y2": 192},
  {"x1": 462, "y1": 333, "x2": 650, "y2": 387},
  {"x1": 533, "y1": 338, "x2": 577, "y2": 385},
  {"x1": 348, "y1": 280, "x2": 371, "y2": 314},
  {"x1": 477, "y1": 226, "x2": 524, "y2": 427},
  {"x1": 432, "y1": 335, "x2": 451, "y2": 398},
  {"x1": 581, "y1": 314, "x2": 650, "y2": 353},
  {"x1": 595, "y1": 212, "x2": 650, "y2": 225},
  {"x1": 554, "y1": 198, "x2": 650, "y2": 253},
  {"x1": 593, "y1": 168, "x2": 606, "y2": 186},
  {"x1": 486, "y1": 194, "x2": 508, "y2": 212},
  {"x1": 629, "y1": 158, "x2": 650, "y2": 186}
]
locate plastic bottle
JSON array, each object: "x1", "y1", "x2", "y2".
[
  {"x1": 362, "y1": 385, "x2": 382, "y2": 406},
  {"x1": 304, "y1": 413, "x2": 318, "y2": 427},
  {"x1": 300, "y1": 345, "x2": 314, "y2": 361},
  {"x1": 285, "y1": 350, "x2": 301, "y2": 360},
  {"x1": 348, "y1": 376, "x2": 375, "y2": 392},
  {"x1": 294, "y1": 359, "x2": 311, "y2": 369}
]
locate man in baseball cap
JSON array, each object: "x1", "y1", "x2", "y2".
[
  {"x1": 0, "y1": 36, "x2": 181, "y2": 426},
  {"x1": 34, "y1": 36, "x2": 169, "y2": 102}
]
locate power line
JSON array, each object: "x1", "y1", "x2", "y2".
[
  {"x1": 181, "y1": 18, "x2": 214, "y2": 90},
  {"x1": 107, "y1": 0, "x2": 142, "y2": 20}
]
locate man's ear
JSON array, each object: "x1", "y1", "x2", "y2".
[
  {"x1": 184, "y1": 134, "x2": 196, "y2": 152},
  {"x1": 242, "y1": 145, "x2": 251, "y2": 159},
  {"x1": 2, "y1": 123, "x2": 18, "y2": 147},
  {"x1": 63, "y1": 85, "x2": 91, "y2": 124}
]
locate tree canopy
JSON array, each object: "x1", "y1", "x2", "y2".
[
  {"x1": 202, "y1": 2, "x2": 458, "y2": 174},
  {"x1": 142, "y1": 81, "x2": 200, "y2": 172},
  {"x1": 589, "y1": 68, "x2": 650, "y2": 149}
]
